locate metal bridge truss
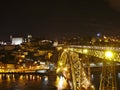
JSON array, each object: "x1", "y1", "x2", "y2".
[
  {"x1": 99, "y1": 61, "x2": 117, "y2": 90},
  {"x1": 67, "y1": 47, "x2": 119, "y2": 90},
  {"x1": 57, "y1": 46, "x2": 119, "y2": 90},
  {"x1": 57, "y1": 50, "x2": 94, "y2": 90}
]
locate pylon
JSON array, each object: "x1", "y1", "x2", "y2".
[{"x1": 99, "y1": 61, "x2": 117, "y2": 90}]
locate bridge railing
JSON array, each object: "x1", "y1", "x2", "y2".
[{"x1": 61, "y1": 45, "x2": 120, "y2": 62}]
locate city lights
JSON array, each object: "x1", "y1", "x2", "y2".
[
  {"x1": 83, "y1": 49, "x2": 88, "y2": 54},
  {"x1": 0, "y1": 0, "x2": 120, "y2": 89},
  {"x1": 0, "y1": 34, "x2": 120, "y2": 90},
  {"x1": 105, "y1": 51, "x2": 114, "y2": 60}
]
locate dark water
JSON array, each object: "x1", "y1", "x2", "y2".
[
  {"x1": 0, "y1": 73, "x2": 69, "y2": 90},
  {"x1": 0, "y1": 73, "x2": 120, "y2": 90}
]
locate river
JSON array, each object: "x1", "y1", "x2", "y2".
[
  {"x1": 0, "y1": 73, "x2": 69, "y2": 90},
  {"x1": 0, "y1": 72, "x2": 120, "y2": 90}
]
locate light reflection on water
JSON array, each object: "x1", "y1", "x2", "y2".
[
  {"x1": 0, "y1": 74, "x2": 70, "y2": 90},
  {"x1": 0, "y1": 73, "x2": 119, "y2": 90},
  {"x1": 55, "y1": 76, "x2": 68, "y2": 90}
]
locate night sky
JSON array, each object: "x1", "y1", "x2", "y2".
[{"x1": 0, "y1": 0, "x2": 120, "y2": 40}]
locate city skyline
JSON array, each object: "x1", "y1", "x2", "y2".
[{"x1": 0, "y1": 0, "x2": 120, "y2": 40}]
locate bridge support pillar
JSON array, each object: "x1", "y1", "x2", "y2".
[{"x1": 99, "y1": 61, "x2": 117, "y2": 90}]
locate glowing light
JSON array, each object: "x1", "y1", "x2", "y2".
[
  {"x1": 64, "y1": 67, "x2": 67, "y2": 71},
  {"x1": 64, "y1": 49, "x2": 67, "y2": 52},
  {"x1": 30, "y1": 75, "x2": 33, "y2": 80},
  {"x1": 37, "y1": 70, "x2": 47, "y2": 73},
  {"x1": 12, "y1": 37, "x2": 23, "y2": 45},
  {"x1": 0, "y1": 75, "x2": 1, "y2": 80},
  {"x1": 48, "y1": 52, "x2": 52, "y2": 59},
  {"x1": 7, "y1": 75, "x2": 10, "y2": 81},
  {"x1": 56, "y1": 68, "x2": 60, "y2": 73},
  {"x1": 19, "y1": 59, "x2": 22, "y2": 62},
  {"x1": 20, "y1": 75, "x2": 23, "y2": 80},
  {"x1": 44, "y1": 76, "x2": 48, "y2": 81},
  {"x1": 91, "y1": 74, "x2": 94, "y2": 79},
  {"x1": 34, "y1": 61, "x2": 37, "y2": 64},
  {"x1": 118, "y1": 73, "x2": 120, "y2": 78},
  {"x1": 57, "y1": 47, "x2": 63, "y2": 51},
  {"x1": 55, "y1": 76, "x2": 68, "y2": 90},
  {"x1": 59, "y1": 76, "x2": 64, "y2": 88},
  {"x1": 91, "y1": 85, "x2": 95, "y2": 89},
  {"x1": 83, "y1": 49, "x2": 88, "y2": 54},
  {"x1": 97, "y1": 33, "x2": 101, "y2": 37},
  {"x1": 21, "y1": 55, "x2": 25, "y2": 58},
  {"x1": 59, "y1": 62, "x2": 63, "y2": 66},
  {"x1": 105, "y1": 51, "x2": 114, "y2": 59}
]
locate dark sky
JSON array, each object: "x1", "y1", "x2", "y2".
[{"x1": 0, "y1": 0, "x2": 120, "y2": 40}]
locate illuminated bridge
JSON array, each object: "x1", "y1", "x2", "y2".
[{"x1": 56, "y1": 45, "x2": 120, "y2": 90}]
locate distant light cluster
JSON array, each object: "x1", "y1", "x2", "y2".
[{"x1": 12, "y1": 37, "x2": 23, "y2": 45}]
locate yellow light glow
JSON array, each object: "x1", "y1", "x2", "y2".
[
  {"x1": 55, "y1": 76, "x2": 68, "y2": 90},
  {"x1": 105, "y1": 51, "x2": 113, "y2": 59},
  {"x1": 19, "y1": 59, "x2": 22, "y2": 62},
  {"x1": 48, "y1": 52, "x2": 52, "y2": 59},
  {"x1": 83, "y1": 49, "x2": 88, "y2": 54},
  {"x1": 64, "y1": 67, "x2": 67, "y2": 71},
  {"x1": 34, "y1": 61, "x2": 37, "y2": 64},
  {"x1": 56, "y1": 68, "x2": 60, "y2": 73},
  {"x1": 64, "y1": 49, "x2": 67, "y2": 52},
  {"x1": 21, "y1": 55, "x2": 25, "y2": 58},
  {"x1": 44, "y1": 76, "x2": 48, "y2": 81},
  {"x1": 59, "y1": 62, "x2": 63, "y2": 66},
  {"x1": 57, "y1": 47, "x2": 63, "y2": 51}
]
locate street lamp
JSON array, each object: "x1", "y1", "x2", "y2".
[{"x1": 105, "y1": 51, "x2": 114, "y2": 60}]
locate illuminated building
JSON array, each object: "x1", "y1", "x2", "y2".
[{"x1": 12, "y1": 37, "x2": 24, "y2": 45}]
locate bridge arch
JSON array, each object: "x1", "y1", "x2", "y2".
[
  {"x1": 56, "y1": 45, "x2": 119, "y2": 90},
  {"x1": 57, "y1": 49, "x2": 95, "y2": 90}
]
